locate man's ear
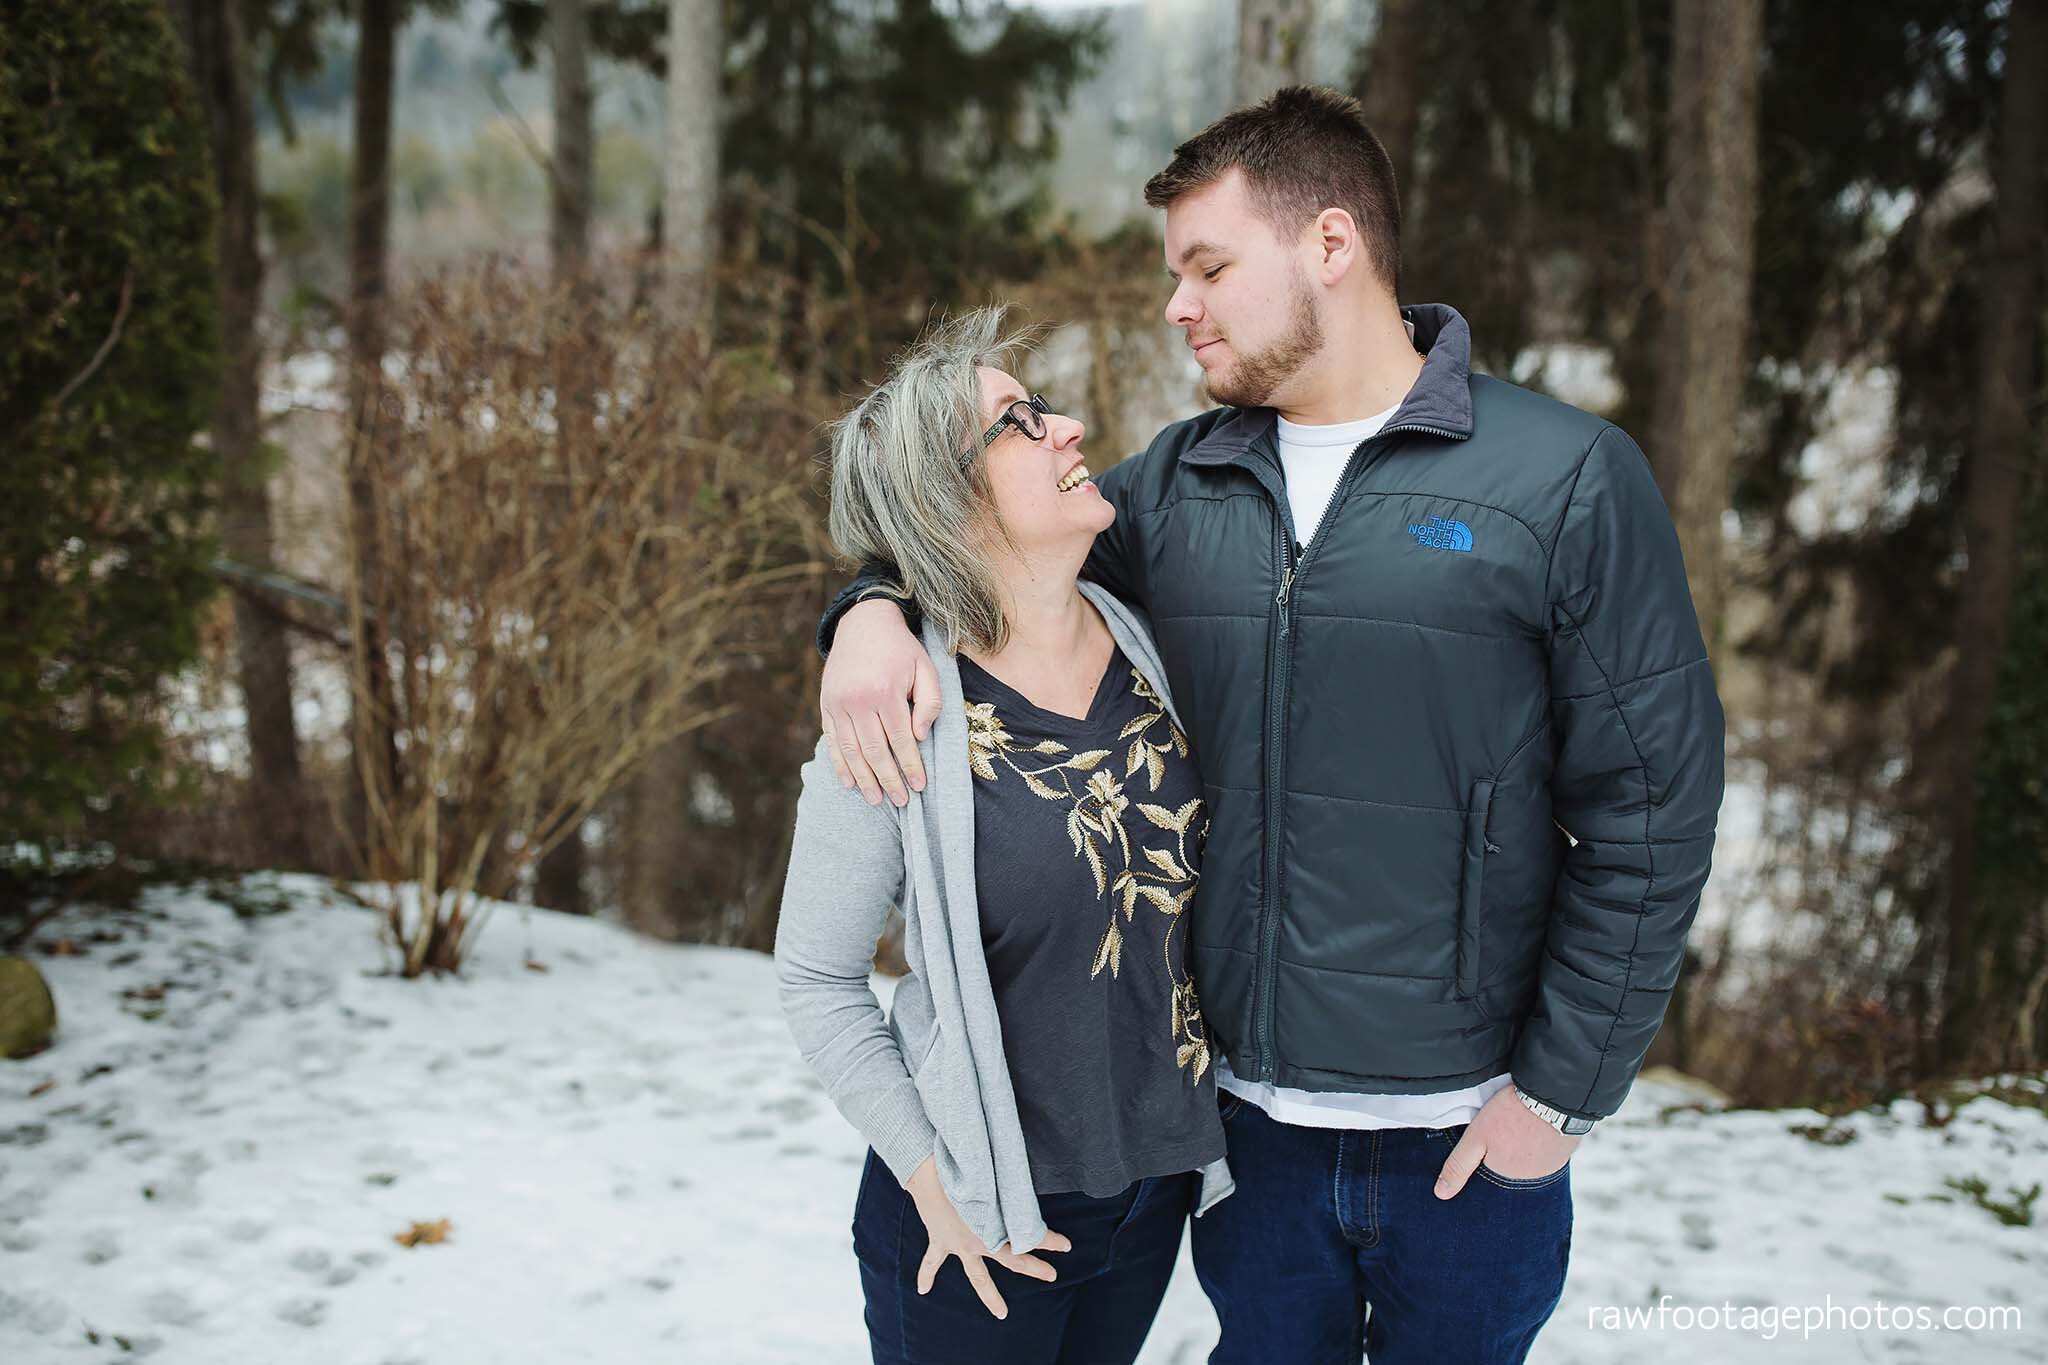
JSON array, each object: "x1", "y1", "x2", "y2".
[{"x1": 1314, "y1": 207, "x2": 1362, "y2": 287}]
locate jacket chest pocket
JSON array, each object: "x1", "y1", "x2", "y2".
[{"x1": 1457, "y1": 778, "x2": 1497, "y2": 999}]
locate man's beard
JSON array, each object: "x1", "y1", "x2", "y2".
[{"x1": 1202, "y1": 265, "x2": 1326, "y2": 409}]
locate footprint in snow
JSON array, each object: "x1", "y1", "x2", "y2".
[
  {"x1": 79, "y1": 1227, "x2": 121, "y2": 1265},
  {"x1": 222, "y1": 1215, "x2": 270, "y2": 1244},
  {"x1": 0, "y1": 1285, "x2": 69, "y2": 1334},
  {"x1": 287, "y1": 1246, "x2": 331, "y2": 1274},
  {"x1": 143, "y1": 1287, "x2": 204, "y2": 1327},
  {"x1": 757, "y1": 1094, "x2": 819, "y2": 1123}
]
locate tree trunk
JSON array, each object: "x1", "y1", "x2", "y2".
[
  {"x1": 1356, "y1": 0, "x2": 1422, "y2": 213},
  {"x1": 1939, "y1": 0, "x2": 2048, "y2": 1069},
  {"x1": 1234, "y1": 0, "x2": 1312, "y2": 108},
  {"x1": 1647, "y1": 0, "x2": 1761, "y2": 665},
  {"x1": 165, "y1": 0, "x2": 310, "y2": 869},
  {"x1": 344, "y1": 0, "x2": 402, "y2": 877},
  {"x1": 662, "y1": 0, "x2": 719, "y2": 331},
  {"x1": 537, "y1": 0, "x2": 595, "y2": 914},
  {"x1": 625, "y1": 0, "x2": 721, "y2": 934},
  {"x1": 548, "y1": 0, "x2": 593, "y2": 271}
]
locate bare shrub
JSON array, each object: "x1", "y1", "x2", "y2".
[{"x1": 341, "y1": 250, "x2": 827, "y2": 975}]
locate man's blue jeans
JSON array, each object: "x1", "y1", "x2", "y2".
[
  {"x1": 1190, "y1": 1090, "x2": 1573, "y2": 1364},
  {"x1": 850, "y1": 1145, "x2": 1196, "y2": 1364}
]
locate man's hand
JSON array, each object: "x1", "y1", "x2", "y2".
[
  {"x1": 820, "y1": 597, "x2": 943, "y2": 807},
  {"x1": 1433, "y1": 1084, "x2": 1584, "y2": 1198}
]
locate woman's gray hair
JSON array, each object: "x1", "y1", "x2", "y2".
[{"x1": 824, "y1": 303, "x2": 1043, "y2": 655}]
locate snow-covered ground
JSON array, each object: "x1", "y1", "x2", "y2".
[{"x1": 3, "y1": 874, "x2": 2043, "y2": 1363}]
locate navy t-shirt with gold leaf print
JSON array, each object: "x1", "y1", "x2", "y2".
[{"x1": 956, "y1": 641, "x2": 1228, "y2": 1199}]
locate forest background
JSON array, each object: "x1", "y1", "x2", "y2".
[{"x1": 6, "y1": 0, "x2": 2047, "y2": 1117}]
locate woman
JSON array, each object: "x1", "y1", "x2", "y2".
[{"x1": 773, "y1": 304, "x2": 1235, "y2": 1365}]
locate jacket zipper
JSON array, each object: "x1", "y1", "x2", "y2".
[{"x1": 1248, "y1": 420, "x2": 1445, "y2": 1083}]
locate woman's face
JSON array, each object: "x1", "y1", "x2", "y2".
[{"x1": 971, "y1": 366, "x2": 1113, "y2": 560}]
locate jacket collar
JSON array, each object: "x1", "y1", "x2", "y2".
[{"x1": 1181, "y1": 301, "x2": 1476, "y2": 467}]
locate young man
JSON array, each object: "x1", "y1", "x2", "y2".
[{"x1": 813, "y1": 87, "x2": 1726, "y2": 1363}]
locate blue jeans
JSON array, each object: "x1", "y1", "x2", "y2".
[
  {"x1": 1190, "y1": 1091, "x2": 1572, "y2": 1364},
  {"x1": 851, "y1": 1146, "x2": 1197, "y2": 1364}
]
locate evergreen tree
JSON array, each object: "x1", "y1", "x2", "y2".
[
  {"x1": 0, "y1": 0, "x2": 223, "y2": 885},
  {"x1": 496, "y1": 0, "x2": 1107, "y2": 361}
]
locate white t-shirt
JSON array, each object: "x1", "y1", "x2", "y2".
[
  {"x1": 1217, "y1": 1056, "x2": 1517, "y2": 1131},
  {"x1": 1275, "y1": 402, "x2": 1399, "y2": 548},
  {"x1": 1273, "y1": 316, "x2": 1421, "y2": 548}
]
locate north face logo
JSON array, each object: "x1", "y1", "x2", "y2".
[{"x1": 1407, "y1": 516, "x2": 1473, "y2": 552}]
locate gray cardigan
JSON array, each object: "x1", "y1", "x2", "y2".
[{"x1": 773, "y1": 579, "x2": 1236, "y2": 1255}]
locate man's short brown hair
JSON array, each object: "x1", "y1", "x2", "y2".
[{"x1": 1144, "y1": 85, "x2": 1402, "y2": 295}]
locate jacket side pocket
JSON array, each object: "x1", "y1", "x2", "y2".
[
  {"x1": 910, "y1": 1022, "x2": 942, "y2": 1079},
  {"x1": 1458, "y1": 778, "x2": 1497, "y2": 1000}
]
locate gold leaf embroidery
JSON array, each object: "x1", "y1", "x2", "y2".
[
  {"x1": 963, "y1": 663, "x2": 1213, "y2": 1082},
  {"x1": 1081, "y1": 832, "x2": 1107, "y2": 897},
  {"x1": 1020, "y1": 769, "x2": 1062, "y2": 800},
  {"x1": 1136, "y1": 802, "x2": 1182, "y2": 831},
  {"x1": 1142, "y1": 846, "x2": 1185, "y2": 879},
  {"x1": 1091, "y1": 921, "x2": 1121, "y2": 979}
]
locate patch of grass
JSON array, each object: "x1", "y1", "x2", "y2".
[
  {"x1": 205, "y1": 872, "x2": 297, "y2": 920},
  {"x1": 1654, "y1": 1102, "x2": 1717, "y2": 1123},
  {"x1": 82, "y1": 1325, "x2": 142, "y2": 1351},
  {"x1": 1787, "y1": 1121, "x2": 1858, "y2": 1146},
  {"x1": 1942, "y1": 1175, "x2": 2041, "y2": 1227},
  {"x1": 1913, "y1": 1074, "x2": 2048, "y2": 1128},
  {"x1": 326, "y1": 880, "x2": 380, "y2": 911}
]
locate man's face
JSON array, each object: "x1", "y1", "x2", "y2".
[{"x1": 1161, "y1": 168, "x2": 1326, "y2": 409}]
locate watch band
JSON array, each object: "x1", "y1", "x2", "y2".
[{"x1": 1516, "y1": 1086, "x2": 1597, "y2": 1135}]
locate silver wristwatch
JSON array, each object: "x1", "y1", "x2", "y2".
[{"x1": 1516, "y1": 1087, "x2": 1597, "y2": 1135}]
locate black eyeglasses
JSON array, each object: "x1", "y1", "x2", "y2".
[{"x1": 957, "y1": 393, "x2": 1053, "y2": 470}]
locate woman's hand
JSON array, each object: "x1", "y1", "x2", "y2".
[{"x1": 904, "y1": 1154, "x2": 1072, "y2": 1320}]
